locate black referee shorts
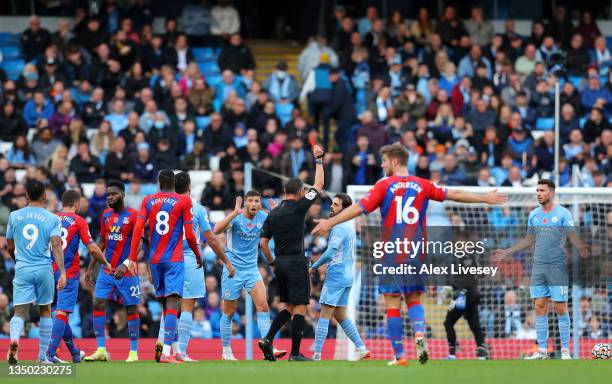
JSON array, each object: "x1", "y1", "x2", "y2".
[{"x1": 275, "y1": 257, "x2": 310, "y2": 305}]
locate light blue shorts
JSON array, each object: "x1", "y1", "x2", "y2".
[
  {"x1": 221, "y1": 267, "x2": 262, "y2": 301},
  {"x1": 530, "y1": 285, "x2": 569, "y2": 302},
  {"x1": 13, "y1": 265, "x2": 55, "y2": 306},
  {"x1": 320, "y1": 285, "x2": 351, "y2": 307},
  {"x1": 183, "y1": 256, "x2": 205, "y2": 299}
]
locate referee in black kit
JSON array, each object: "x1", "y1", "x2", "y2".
[{"x1": 258, "y1": 144, "x2": 325, "y2": 362}]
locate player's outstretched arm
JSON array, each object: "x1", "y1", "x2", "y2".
[
  {"x1": 492, "y1": 234, "x2": 535, "y2": 261},
  {"x1": 51, "y1": 236, "x2": 66, "y2": 290},
  {"x1": 447, "y1": 188, "x2": 508, "y2": 205},
  {"x1": 213, "y1": 196, "x2": 242, "y2": 235},
  {"x1": 310, "y1": 245, "x2": 335, "y2": 271},
  {"x1": 203, "y1": 230, "x2": 234, "y2": 277},
  {"x1": 311, "y1": 203, "x2": 364, "y2": 236},
  {"x1": 312, "y1": 144, "x2": 325, "y2": 192}
]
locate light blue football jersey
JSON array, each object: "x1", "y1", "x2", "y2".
[
  {"x1": 183, "y1": 201, "x2": 211, "y2": 259},
  {"x1": 6, "y1": 206, "x2": 62, "y2": 269},
  {"x1": 322, "y1": 221, "x2": 356, "y2": 288},
  {"x1": 225, "y1": 210, "x2": 267, "y2": 270},
  {"x1": 527, "y1": 204, "x2": 575, "y2": 265}
]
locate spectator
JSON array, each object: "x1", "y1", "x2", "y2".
[
  {"x1": 6, "y1": 135, "x2": 35, "y2": 169},
  {"x1": 534, "y1": 131, "x2": 556, "y2": 172},
  {"x1": 105, "y1": 99, "x2": 129, "y2": 135},
  {"x1": 0, "y1": 101, "x2": 27, "y2": 141},
  {"x1": 583, "y1": 107, "x2": 611, "y2": 144},
  {"x1": 62, "y1": 45, "x2": 91, "y2": 88},
  {"x1": 357, "y1": 111, "x2": 389, "y2": 152},
  {"x1": 201, "y1": 170, "x2": 232, "y2": 210},
  {"x1": 346, "y1": 134, "x2": 379, "y2": 185},
  {"x1": 210, "y1": 0, "x2": 241, "y2": 39},
  {"x1": 515, "y1": 44, "x2": 538, "y2": 80},
  {"x1": 436, "y1": 5, "x2": 466, "y2": 47},
  {"x1": 297, "y1": 36, "x2": 338, "y2": 80},
  {"x1": 49, "y1": 100, "x2": 79, "y2": 136},
  {"x1": 395, "y1": 84, "x2": 426, "y2": 121},
  {"x1": 512, "y1": 91, "x2": 537, "y2": 130},
  {"x1": 77, "y1": 17, "x2": 106, "y2": 53},
  {"x1": 262, "y1": 61, "x2": 300, "y2": 104},
  {"x1": 90, "y1": 121, "x2": 115, "y2": 163},
  {"x1": 218, "y1": 34, "x2": 255, "y2": 74},
  {"x1": 575, "y1": 11, "x2": 601, "y2": 49},
  {"x1": 188, "y1": 77, "x2": 214, "y2": 117},
  {"x1": 410, "y1": 7, "x2": 435, "y2": 47},
  {"x1": 581, "y1": 75, "x2": 612, "y2": 115},
  {"x1": 327, "y1": 67, "x2": 356, "y2": 152},
  {"x1": 69, "y1": 141, "x2": 102, "y2": 183},
  {"x1": 139, "y1": 100, "x2": 170, "y2": 134},
  {"x1": 202, "y1": 113, "x2": 232, "y2": 156},
  {"x1": 20, "y1": 16, "x2": 52, "y2": 62},
  {"x1": 332, "y1": 15, "x2": 355, "y2": 53},
  {"x1": 132, "y1": 142, "x2": 156, "y2": 183},
  {"x1": 505, "y1": 121, "x2": 534, "y2": 167},
  {"x1": 592, "y1": 37, "x2": 612, "y2": 75},
  {"x1": 363, "y1": 19, "x2": 390, "y2": 51},
  {"x1": 357, "y1": 5, "x2": 378, "y2": 36},
  {"x1": 104, "y1": 136, "x2": 132, "y2": 181},
  {"x1": 169, "y1": 33, "x2": 194, "y2": 73},
  {"x1": 23, "y1": 91, "x2": 54, "y2": 128},
  {"x1": 464, "y1": 6, "x2": 493, "y2": 47},
  {"x1": 466, "y1": 98, "x2": 496, "y2": 138},
  {"x1": 153, "y1": 138, "x2": 179, "y2": 170},
  {"x1": 299, "y1": 53, "x2": 333, "y2": 130},
  {"x1": 215, "y1": 69, "x2": 246, "y2": 104},
  {"x1": 368, "y1": 86, "x2": 394, "y2": 124},
  {"x1": 279, "y1": 136, "x2": 313, "y2": 179},
  {"x1": 566, "y1": 34, "x2": 590, "y2": 77},
  {"x1": 440, "y1": 154, "x2": 466, "y2": 186}
]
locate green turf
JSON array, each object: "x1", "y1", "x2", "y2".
[{"x1": 2, "y1": 360, "x2": 610, "y2": 384}]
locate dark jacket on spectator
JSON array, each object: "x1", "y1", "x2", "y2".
[
  {"x1": 357, "y1": 122, "x2": 389, "y2": 152},
  {"x1": 200, "y1": 184, "x2": 233, "y2": 211},
  {"x1": 21, "y1": 27, "x2": 52, "y2": 62},
  {"x1": 69, "y1": 154, "x2": 102, "y2": 183},
  {"x1": 218, "y1": 44, "x2": 255, "y2": 73},
  {"x1": 104, "y1": 151, "x2": 132, "y2": 180}
]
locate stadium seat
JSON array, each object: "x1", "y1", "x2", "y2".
[
  {"x1": 275, "y1": 102, "x2": 294, "y2": 126},
  {"x1": 192, "y1": 47, "x2": 216, "y2": 61},
  {"x1": 535, "y1": 117, "x2": 554, "y2": 130},
  {"x1": 0, "y1": 32, "x2": 14, "y2": 46},
  {"x1": 188, "y1": 170, "x2": 212, "y2": 200},
  {"x1": 568, "y1": 76, "x2": 582, "y2": 89},
  {"x1": 579, "y1": 117, "x2": 587, "y2": 128},
  {"x1": 198, "y1": 60, "x2": 220, "y2": 76},
  {"x1": 195, "y1": 116, "x2": 211, "y2": 131},
  {"x1": 607, "y1": 37, "x2": 612, "y2": 50},
  {"x1": 81, "y1": 183, "x2": 95, "y2": 198},
  {"x1": 0, "y1": 141, "x2": 12, "y2": 155},
  {"x1": 0, "y1": 46, "x2": 21, "y2": 60},
  {"x1": 1, "y1": 59, "x2": 25, "y2": 80}
]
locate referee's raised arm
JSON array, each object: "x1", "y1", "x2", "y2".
[{"x1": 312, "y1": 145, "x2": 325, "y2": 192}]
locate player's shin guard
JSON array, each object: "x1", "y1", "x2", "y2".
[
  {"x1": 313, "y1": 317, "x2": 330, "y2": 353},
  {"x1": 127, "y1": 313, "x2": 140, "y2": 352},
  {"x1": 387, "y1": 308, "x2": 404, "y2": 359},
  {"x1": 157, "y1": 314, "x2": 165, "y2": 344},
  {"x1": 557, "y1": 313, "x2": 570, "y2": 350},
  {"x1": 177, "y1": 312, "x2": 193, "y2": 355},
  {"x1": 256, "y1": 312, "x2": 271, "y2": 338},
  {"x1": 290, "y1": 314, "x2": 306, "y2": 356},
  {"x1": 220, "y1": 314, "x2": 232, "y2": 348},
  {"x1": 47, "y1": 313, "x2": 68, "y2": 357},
  {"x1": 340, "y1": 319, "x2": 365, "y2": 349},
  {"x1": 535, "y1": 315, "x2": 549, "y2": 352},
  {"x1": 407, "y1": 301, "x2": 426, "y2": 335},
  {"x1": 9, "y1": 316, "x2": 24, "y2": 342},
  {"x1": 93, "y1": 311, "x2": 106, "y2": 349},
  {"x1": 38, "y1": 317, "x2": 53, "y2": 361}
]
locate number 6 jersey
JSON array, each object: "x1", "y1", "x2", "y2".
[{"x1": 136, "y1": 192, "x2": 194, "y2": 264}]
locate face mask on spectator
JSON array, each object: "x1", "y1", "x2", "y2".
[
  {"x1": 276, "y1": 71, "x2": 287, "y2": 80},
  {"x1": 154, "y1": 120, "x2": 164, "y2": 129}
]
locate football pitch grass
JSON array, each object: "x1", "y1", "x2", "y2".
[{"x1": 2, "y1": 360, "x2": 610, "y2": 384}]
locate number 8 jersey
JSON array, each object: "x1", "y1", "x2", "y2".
[{"x1": 137, "y1": 192, "x2": 194, "y2": 264}]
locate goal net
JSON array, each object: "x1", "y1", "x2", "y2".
[{"x1": 343, "y1": 186, "x2": 611, "y2": 360}]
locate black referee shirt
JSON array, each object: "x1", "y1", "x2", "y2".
[{"x1": 261, "y1": 187, "x2": 319, "y2": 259}]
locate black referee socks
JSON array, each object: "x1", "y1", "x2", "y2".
[
  {"x1": 290, "y1": 314, "x2": 306, "y2": 356},
  {"x1": 266, "y1": 309, "x2": 292, "y2": 341}
]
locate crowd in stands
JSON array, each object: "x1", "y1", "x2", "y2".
[{"x1": 0, "y1": 2, "x2": 610, "y2": 344}]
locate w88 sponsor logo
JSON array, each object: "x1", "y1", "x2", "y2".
[{"x1": 107, "y1": 233, "x2": 123, "y2": 241}]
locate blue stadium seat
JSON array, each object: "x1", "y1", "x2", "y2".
[
  {"x1": 607, "y1": 37, "x2": 612, "y2": 50},
  {"x1": 205, "y1": 73, "x2": 222, "y2": 87},
  {"x1": 275, "y1": 102, "x2": 294, "y2": 126},
  {"x1": 196, "y1": 116, "x2": 211, "y2": 131},
  {"x1": 198, "y1": 60, "x2": 220, "y2": 76},
  {"x1": 1, "y1": 59, "x2": 25, "y2": 80},
  {"x1": 579, "y1": 117, "x2": 587, "y2": 128},
  {"x1": 568, "y1": 76, "x2": 582, "y2": 89},
  {"x1": 192, "y1": 47, "x2": 216, "y2": 61},
  {"x1": 535, "y1": 117, "x2": 554, "y2": 130},
  {"x1": 0, "y1": 33, "x2": 14, "y2": 46},
  {"x1": 0, "y1": 46, "x2": 21, "y2": 60}
]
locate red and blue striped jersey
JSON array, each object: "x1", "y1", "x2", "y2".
[
  {"x1": 101, "y1": 207, "x2": 138, "y2": 276},
  {"x1": 359, "y1": 175, "x2": 447, "y2": 253},
  {"x1": 53, "y1": 212, "x2": 93, "y2": 279},
  {"x1": 138, "y1": 192, "x2": 193, "y2": 264}
]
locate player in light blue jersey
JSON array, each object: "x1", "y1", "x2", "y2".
[
  {"x1": 213, "y1": 190, "x2": 284, "y2": 360},
  {"x1": 494, "y1": 179, "x2": 588, "y2": 360},
  {"x1": 5, "y1": 180, "x2": 66, "y2": 364},
  {"x1": 155, "y1": 172, "x2": 234, "y2": 362},
  {"x1": 310, "y1": 193, "x2": 370, "y2": 361}
]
